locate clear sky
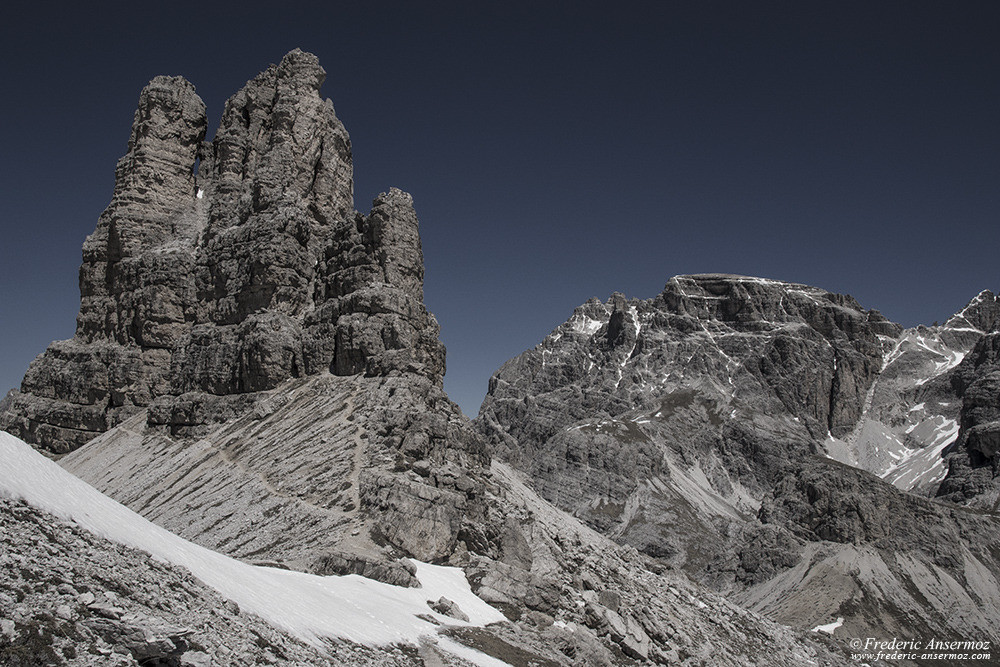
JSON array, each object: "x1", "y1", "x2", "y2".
[{"x1": 1, "y1": 1, "x2": 998, "y2": 416}]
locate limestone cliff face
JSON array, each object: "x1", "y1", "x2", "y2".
[
  {"x1": 475, "y1": 274, "x2": 908, "y2": 573},
  {"x1": 7, "y1": 76, "x2": 208, "y2": 451},
  {"x1": 0, "y1": 48, "x2": 477, "y2": 573},
  {"x1": 1, "y1": 50, "x2": 443, "y2": 454},
  {"x1": 475, "y1": 275, "x2": 1000, "y2": 644}
]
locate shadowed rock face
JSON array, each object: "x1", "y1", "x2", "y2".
[
  {"x1": 1, "y1": 50, "x2": 443, "y2": 454},
  {"x1": 938, "y1": 328, "x2": 1000, "y2": 507}
]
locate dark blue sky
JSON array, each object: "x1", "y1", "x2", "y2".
[{"x1": 1, "y1": 1, "x2": 998, "y2": 416}]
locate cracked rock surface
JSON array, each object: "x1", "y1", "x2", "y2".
[{"x1": 2, "y1": 49, "x2": 442, "y2": 455}]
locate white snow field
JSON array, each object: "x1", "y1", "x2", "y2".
[{"x1": 0, "y1": 431, "x2": 509, "y2": 666}]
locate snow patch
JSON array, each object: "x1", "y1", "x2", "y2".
[
  {"x1": 823, "y1": 433, "x2": 856, "y2": 467},
  {"x1": 0, "y1": 432, "x2": 507, "y2": 664},
  {"x1": 811, "y1": 617, "x2": 844, "y2": 635},
  {"x1": 882, "y1": 418, "x2": 959, "y2": 491},
  {"x1": 569, "y1": 313, "x2": 605, "y2": 336}
]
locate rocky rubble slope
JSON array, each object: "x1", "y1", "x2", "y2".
[
  {"x1": 448, "y1": 460, "x2": 858, "y2": 666},
  {"x1": 3, "y1": 433, "x2": 858, "y2": 667},
  {"x1": 476, "y1": 274, "x2": 1000, "y2": 646},
  {"x1": 0, "y1": 495, "x2": 420, "y2": 667},
  {"x1": 60, "y1": 371, "x2": 485, "y2": 574}
]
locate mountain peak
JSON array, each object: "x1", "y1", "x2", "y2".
[
  {"x1": 275, "y1": 47, "x2": 326, "y2": 91},
  {"x1": 945, "y1": 289, "x2": 1000, "y2": 333},
  {"x1": 0, "y1": 53, "x2": 439, "y2": 454}
]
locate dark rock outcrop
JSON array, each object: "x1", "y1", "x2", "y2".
[{"x1": 937, "y1": 331, "x2": 1000, "y2": 507}]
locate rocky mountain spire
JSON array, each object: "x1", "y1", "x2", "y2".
[
  {"x1": 1, "y1": 50, "x2": 443, "y2": 454},
  {"x1": 944, "y1": 289, "x2": 1000, "y2": 333}
]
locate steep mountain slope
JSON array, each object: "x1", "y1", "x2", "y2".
[
  {"x1": 0, "y1": 53, "x2": 864, "y2": 665},
  {"x1": 938, "y1": 329, "x2": 1000, "y2": 509},
  {"x1": 828, "y1": 289, "x2": 1000, "y2": 495},
  {"x1": 476, "y1": 274, "x2": 1000, "y2": 646},
  {"x1": 1, "y1": 428, "x2": 857, "y2": 666}
]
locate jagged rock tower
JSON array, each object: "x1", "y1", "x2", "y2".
[
  {"x1": 0, "y1": 50, "x2": 487, "y2": 574},
  {"x1": 2, "y1": 49, "x2": 443, "y2": 452}
]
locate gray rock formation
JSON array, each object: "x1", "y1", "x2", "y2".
[
  {"x1": 0, "y1": 49, "x2": 479, "y2": 579},
  {"x1": 478, "y1": 275, "x2": 900, "y2": 536},
  {"x1": 476, "y1": 275, "x2": 1000, "y2": 645},
  {"x1": 1, "y1": 49, "x2": 442, "y2": 455},
  {"x1": 2, "y1": 75, "x2": 209, "y2": 452},
  {"x1": 938, "y1": 328, "x2": 1000, "y2": 507},
  {"x1": 449, "y1": 461, "x2": 859, "y2": 666},
  {"x1": 0, "y1": 52, "x2": 486, "y2": 605},
  {"x1": 60, "y1": 372, "x2": 487, "y2": 570}
]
